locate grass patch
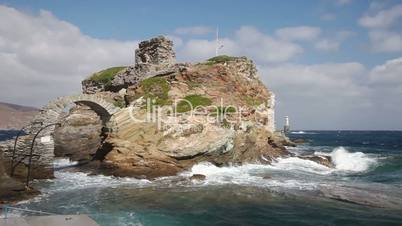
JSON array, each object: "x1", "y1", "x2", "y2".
[
  {"x1": 89, "y1": 67, "x2": 126, "y2": 86},
  {"x1": 140, "y1": 77, "x2": 171, "y2": 106},
  {"x1": 113, "y1": 99, "x2": 126, "y2": 108},
  {"x1": 176, "y1": 95, "x2": 212, "y2": 113},
  {"x1": 206, "y1": 55, "x2": 237, "y2": 64},
  {"x1": 244, "y1": 96, "x2": 264, "y2": 107}
]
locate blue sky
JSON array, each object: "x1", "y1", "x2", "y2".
[
  {"x1": 4, "y1": 0, "x2": 401, "y2": 66},
  {"x1": 1, "y1": 0, "x2": 402, "y2": 129}
]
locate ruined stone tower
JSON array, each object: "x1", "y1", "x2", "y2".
[
  {"x1": 134, "y1": 36, "x2": 176, "y2": 75},
  {"x1": 82, "y1": 36, "x2": 177, "y2": 93}
]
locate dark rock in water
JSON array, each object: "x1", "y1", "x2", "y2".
[
  {"x1": 0, "y1": 148, "x2": 40, "y2": 204},
  {"x1": 262, "y1": 175, "x2": 272, "y2": 179},
  {"x1": 300, "y1": 155, "x2": 334, "y2": 168},
  {"x1": 190, "y1": 174, "x2": 206, "y2": 181},
  {"x1": 292, "y1": 138, "x2": 306, "y2": 144}
]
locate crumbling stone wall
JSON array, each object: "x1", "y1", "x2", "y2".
[
  {"x1": 83, "y1": 36, "x2": 177, "y2": 94},
  {"x1": 134, "y1": 35, "x2": 176, "y2": 74}
]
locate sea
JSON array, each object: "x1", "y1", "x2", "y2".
[{"x1": 1, "y1": 130, "x2": 402, "y2": 226}]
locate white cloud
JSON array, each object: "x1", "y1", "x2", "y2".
[
  {"x1": 0, "y1": 5, "x2": 138, "y2": 107},
  {"x1": 175, "y1": 26, "x2": 213, "y2": 35},
  {"x1": 359, "y1": 4, "x2": 402, "y2": 53},
  {"x1": 259, "y1": 62, "x2": 372, "y2": 129},
  {"x1": 258, "y1": 57, "x2": 402, "y2": 129},
  {"x1": 314, "y1": 31, "x2": 353, "y2": 52},
  {"x1": 178, "y1": 26, "x2": 303, "y2": 63},
  {"x1": 368, "y1": 30, "x2": 402, "y2": 52},
  {"x1": 275, "y1": 26, "x2": 321, "y2": 41},
  {"x1": 235, "y1": 26, "x2": 303, "y2": 63},
  {"x1": 359, "y1": 3, "x2": 402, "y2": 28},
  {"x1": 369, "y1": 57, "x2": 402, "y2": 86}
]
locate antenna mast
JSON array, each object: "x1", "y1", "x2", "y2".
[{"x1": 215, "y1": 26, "x2": 219, "y2": 56}]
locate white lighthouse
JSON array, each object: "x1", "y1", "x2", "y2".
[{"x1": 284, "y1": 116, "x2": 290, "y2": 133}]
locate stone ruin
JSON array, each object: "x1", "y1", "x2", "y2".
[
  {"x1": 82, "y1": 36, "x2": 177, "y2": 94},
  {"x1": 135, "y1": 36, "x2": 176, "y2": 73}
]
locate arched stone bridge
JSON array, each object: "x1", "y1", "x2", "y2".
[{"x1": 10, "y1": 94, "x2": 121, "y2": 179}]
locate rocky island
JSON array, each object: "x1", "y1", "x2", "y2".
[{"x1": 0, "y1": 36, "x2": 328, "y2": 203}]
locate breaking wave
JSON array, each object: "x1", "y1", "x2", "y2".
[
  {"x1": 329, "y1": 147, "x2": 378, "y2": 172},
  {"x1": 314, "y1": 147, "x2": 379, "y2": 172},
  {"x1": 183, "y1": 147, "x2": 379, "y2": 188}
]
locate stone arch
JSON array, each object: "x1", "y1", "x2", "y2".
[{"x1": 15, "y1": 94, "x2": 121, "y2": 179}]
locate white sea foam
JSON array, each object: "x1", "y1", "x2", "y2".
[
  {"x1": 329, "y1": 147, "x2": 378, "y2": 172},
  {"x1": 182, "y1": 146, "x2": 378, "y2": 189},
  {"x1": 53, "y1": 158, "x2": 78, "y2": 169},
  {"x1": 38, "y1": 171, "x2": 151, "y2": 194},
  {"x1": 26, "y1": 147, "x2": 378, "y2": 202},
  {"x1": 291, "y1": 131, "x2": 306, "y2": 134},
  {"x1": 290, "y1": 131, "x2": 316, "y2": 134},
  {"x1": 182, "y1": 162, "x2": 319, "y2": 190},
  {"x1": 269, "y1": 157, "x2": 333, "y2": 175}
]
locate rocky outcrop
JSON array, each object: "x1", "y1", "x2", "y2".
[
  {"x1": 33, "y1": 36, "x2": 296, "y2": 180},
  {"x1": 77, "y1": 40, "x2": 287, "y2": 178},
  {"x1": 54, "y1": 105, "x2": 103, "y2": 162},
  {"x1": 300, "y1": 155, "x2": 334, "y2": 168},
  {"x1": 0, "y1": 149, "x2": 39, "y2": 204}
]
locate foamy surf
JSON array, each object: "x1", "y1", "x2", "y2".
[
  {"x1": 290, "y1": 131, "x2": 316, "y2": 134},
  {"x1": 181, "y1": 146, "x2": 379, "y2": 190},
  {"x1": 181, "y1": 162, "x2": 320, "y2": 190},
  {"x1": 315, "y1": 147, "x2": 378, "y2": 172}
]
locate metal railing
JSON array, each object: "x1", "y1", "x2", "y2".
[
  {"x1": 10, "y1": 122, "x2": 43, "y2": 177},
  {"x1": 1, "y1": 205, "x2": 54, "y2": 219}
]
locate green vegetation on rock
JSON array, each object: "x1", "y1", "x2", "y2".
[
  {"x1": 113, "y1": 99, "x2": 126, "y2": 108},
  {"x1": 244, "y1": 96, "x2": 264, "y2": 107},
  {"x1": 141, "y1": 77, "x2": 171, "y2": 106},
  {"x1": 206, "y1": 55, "x2": 237, "y2": 64},
  {"x1": 89, "y1": 67, "x2": 126, "y2": 86},
  {"x1": 176, "y1": 95, "x2": 212, "y2": 113}
]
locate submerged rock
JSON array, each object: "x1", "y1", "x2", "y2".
[
  {"x1": 190, "y1": 174, "x2": 206, "y2": 181},
  {"x1": 300, "y1": 155, "x2": 334, "y2": 168}
]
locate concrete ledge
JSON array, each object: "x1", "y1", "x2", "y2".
[{"x1": 0, "y1": 215, "x2": 99, "y2": 226}]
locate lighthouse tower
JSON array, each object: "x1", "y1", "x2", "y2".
[{"x1": 284, "y1": 116, "x2": 290, "y2": 133}]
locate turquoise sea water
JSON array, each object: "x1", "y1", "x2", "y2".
[{"x1": 1, "y1": 130, "x2": 402, "y2": 226}]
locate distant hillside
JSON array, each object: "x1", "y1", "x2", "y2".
[{"x1": 0, "y1": 102, "x2": 38, "y2": 130}]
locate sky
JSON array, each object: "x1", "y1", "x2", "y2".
[{"x1": 0, "y1": 0, "x2": 402, "y2": 130}]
